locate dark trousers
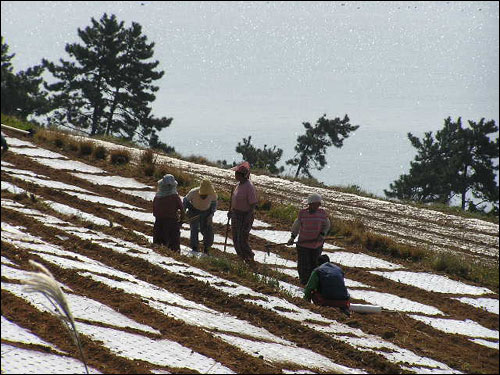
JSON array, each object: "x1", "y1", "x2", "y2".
[
  {"x1": 153, "y1": 218, "x2": 180, "y2": 252},
  {"x1": 231, "y1": 210, "x2": 255, "y2": 261},
  {"x1": 297, "y1": 246, "x2": 322, "y2": 285}
]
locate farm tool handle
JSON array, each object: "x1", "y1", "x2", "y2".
[
  {"x1": 223, "y1": 185, "x2": 235, "y2": 252},
  {"x1": 264, "y1": 236, "x2": 338, "y2": 248},
  {"x1": 182, "y1": 214, "x2": 200, "y2": 224}
]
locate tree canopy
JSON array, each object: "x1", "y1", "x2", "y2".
[
  {"x1": 235, "y1": 136, "x2": 284, "y2": 175},
  {"x1": 385, "y1": 117, "x2": 499, "y2": 213},
  {"x1": 42, "y1": 14, "x2": 173, "y2": 151},
  {"x1": 1, "y1": 36, "x2": 49, "y2": 119},
  {"x1": 286, "y1": 114, "x2": 359, "y2": 178}
]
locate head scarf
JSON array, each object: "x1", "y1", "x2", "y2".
[
  {"x1": 156, "y1": 174, "x2": 178, "y2": 198},
  {"x1": 231, "y1": 161, "x2": 251, "y2": 179}
]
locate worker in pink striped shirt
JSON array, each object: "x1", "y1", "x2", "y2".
[{"x1": 287, "y1": 193, "x2": 331, "y2": 285}]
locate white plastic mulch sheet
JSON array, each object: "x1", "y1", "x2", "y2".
[
  {"x1": 1, "y1": 316, "x2": 64, "y2": 353},
  {"x1": 370, "y1": 270, "x2": 494, "y2": 296},
  {"x1": 1, "y1": 222, "x2": 361, "y2": 373},
  {"x1": 33, "y1": 157, "x2": 108, "y2": 174},
  {"x1": 8, "y1": 146, "x2": 68, "y2": 159},
  {"x1": 69, "y1": 172, "x2": 151, "y2": 189},
  {"x1": 1, "y1": 203, "x2": 469, "y2": 373},
  {"x1": 2, "y1": 141, "x2": 499, "y2": 373},
  {"x1": 452, "y1": 297, "x2": 499, "y2": 315},
  {"x1": 1, "y1": 343, "x2": 101, "y2": 374}
]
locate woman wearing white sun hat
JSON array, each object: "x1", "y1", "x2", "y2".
[
  {"x1": 183, "y1": 179, "x2": 218, "y2": 254},
  {"x1": 287, "y1": 193, "x2": 331, "y2": 285}
]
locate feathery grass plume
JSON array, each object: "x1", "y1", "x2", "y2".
[{"x1": 23, "y1": 260, "x2": 89, "y2": 374}]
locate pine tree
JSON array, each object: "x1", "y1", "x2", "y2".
[
  {"x1": 43, "y1": 14, "x2": 172, "y2": 147},
  {"x1": 1, "y1": 36, "x2": 48, "y2": 119},
  {"x1": 286, "y1": 114, "x2": 359, "y2": 178},
  {"x1": 235, "y1": 136, "x2": 284, "y2": 175},
  {"x1": 385, "y1": 117, "x2": 499, "y2": 213}
]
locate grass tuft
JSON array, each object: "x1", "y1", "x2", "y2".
[
  {"x1": 110, "y1": 149, "x2": 131, "y2": 165},
  {"x1": 93, "y1": 145, "x2": 108, "y2": 160},
  {"x1": 268, "y1": 204, "x2": 298, "y2": 224},
  {"x1": 153, "y1": 162, "x2": 194, "y2": 187},
  {"x1": 78, "y1": 141, "x2": 94, "y2": 156},
  {"x1": 23, "y1": 260, "x2": 89, "y2": 374}
]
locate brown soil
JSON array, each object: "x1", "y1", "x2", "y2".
[{"x1": 1, "y1": 130, "x2": 499, "y2": 374}]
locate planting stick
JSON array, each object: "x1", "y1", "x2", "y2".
[
  {"x1": 264, "y1": 236, "x2": 339, "y2": 248},
  {"x1": 223, "y1": 185, "x2": 235, "y2": 252}
]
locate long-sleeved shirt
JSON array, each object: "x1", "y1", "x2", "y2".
[
  {"x1": 183, "y1": 187, "x2": 217, "y2": 213},
  {"x1": 153, "y1": 194, "x2": 183, "y2": 219},
  {"x1": 291, "y1": 208, "x2": 331, "y2": 249},
  {"x1": 304, "y1": 262, "x2": 349, "y2": 301},
  {"x1": 231, "y1": 180, "x2": 258, "y2": 212}
]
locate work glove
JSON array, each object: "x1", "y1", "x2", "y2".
[{"x1": 287, "y1": 235, "x2": 296, "y2": 245}]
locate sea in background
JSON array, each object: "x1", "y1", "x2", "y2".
[{"x1": 1, "y1": 1, "x2": 498, "y2": 198}]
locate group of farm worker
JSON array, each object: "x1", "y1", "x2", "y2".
[{"x1": 152, "y1": 161, "x2": 350, "y2": 312}]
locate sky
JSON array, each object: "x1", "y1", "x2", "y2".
[{"x1": 1, "y1": 1, "x2": 499, "y2": 196}]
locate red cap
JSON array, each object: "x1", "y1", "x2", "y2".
[{"x1": 232, "y1": 161, "x2": 250, "y2": 175}]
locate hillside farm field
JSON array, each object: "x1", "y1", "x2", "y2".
[{"x1": 1, "y1": 129, "x2": 498, "y2": 374}]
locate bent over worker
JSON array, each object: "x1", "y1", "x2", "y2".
[
  {"x1": 304, "y1": 254, "x2": 350, "y2": 315},
  {"x1": 183, "y1": 179, "x2": 217, "y2": 254},
  {"x1": 287, "y1": 193, "x2": 331, "y2": 285}
]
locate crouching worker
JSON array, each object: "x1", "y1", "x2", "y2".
[
  {"x1": 304, "y1": 254, "x2": 350, "y2": 315},
  {"x1": 183, "y1": 180, "x2": 217, "y2": 254},
  {"x1": 153, "y1": 174, "x2": 185, "y2": 252}
]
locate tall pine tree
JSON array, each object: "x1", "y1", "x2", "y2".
[
  {"x1": 1, "y1": 36, "x2": 48, "y2": 119},
  {"x1": 43, "y1": 14, "x2": 172, "y2": 149}
]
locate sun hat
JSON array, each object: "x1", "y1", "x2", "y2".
[
  {"x1": 156, "y1": 174, "x2": 178, "y2": 197},
  {"x1": 307, "y1": 193, "x2": 322, "y2": 204},
  {"x1": 199, "y1": 179, "x2": 215, "y2": 195}
]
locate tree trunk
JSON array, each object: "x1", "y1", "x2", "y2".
[
  {"x1": 461, "y1": 190, "x2": 467, "y2": 210},
  {"x1": 90, "y1": 75, "x2": 103, "y2": 136},
  {"x1": 294, "y1": 147, "x2": 309, "y2": 178},
  {"x1": 105, "y1": 88, "x2": 120, "y2": 136}
]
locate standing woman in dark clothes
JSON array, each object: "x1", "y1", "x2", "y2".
[
  {"x1": 228, "y1": 161, "x2": 258, "y2": 264},
  {"x1": 153, "y1": 174, "x2": 185, "y2": 252}
]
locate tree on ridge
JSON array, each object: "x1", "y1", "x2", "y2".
[
  {"x1": 286, "y1": 114, "x2": 359, "y2": 178},
  {"x1": 385, "y1": 116, "x2": 499, "y2": 214},
  {"x1": 43, "y1": 13, "x2": 173, "y2": 151}
]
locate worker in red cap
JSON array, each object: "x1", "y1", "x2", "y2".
[{"x1": 227, "y1": 161, "x2": 258, "y2": 264}]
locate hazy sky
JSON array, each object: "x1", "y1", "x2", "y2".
[{"x1": 2, "y1": 1, "x2": 499, "y2": 195}]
